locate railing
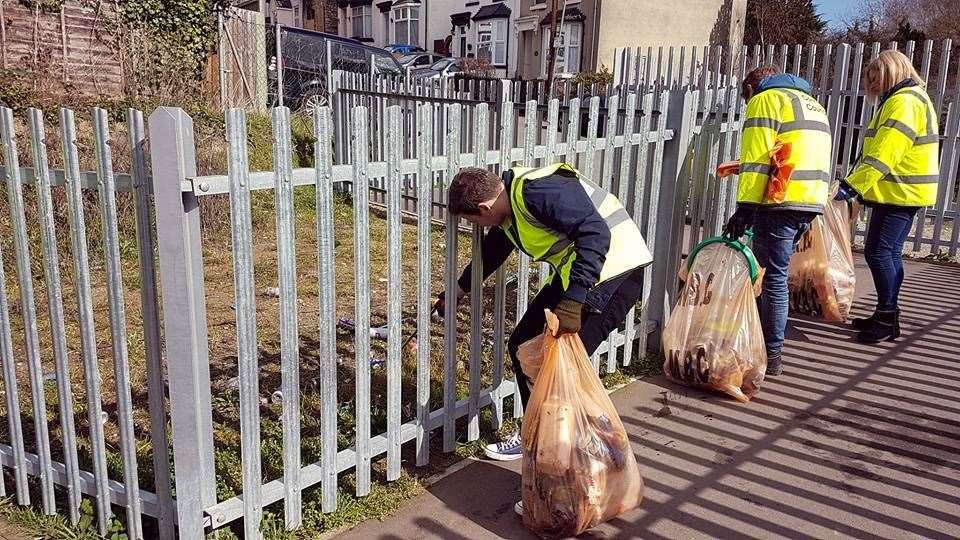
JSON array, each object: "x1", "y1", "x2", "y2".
[
  {"x1": 0, "y1": 88, "x2": 679, "y2": 538},
  {"x1": 0, "y1": 107, "x2": 173, "y2": 538},
  {"x1": 176, "y1": 91, "x2": 677, "y2": 536}
]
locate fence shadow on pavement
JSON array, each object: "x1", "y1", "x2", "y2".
[
  {"x1": 419, "y1": 460, "x2": 534, "y2": 539},
  {"x1": 333, "y1": 261, "x2": 960, "y2": 540},
  {"x1": 601, "y1": 262, "x2": 960, "y2": 539}
]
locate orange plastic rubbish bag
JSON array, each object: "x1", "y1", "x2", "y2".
[
  {"x1": 788, "y1": 194, "x2": 857, "y2": 322},
  {"x1": 716, "y1": 160, "x2": 740, "y2": 178},
  {"x1": 764, "y1": 139, "x2": 794, "y2": 204},
  {"x1": 517, "y1": 333, "x2": 545, "y2": 384},
  {"x1": 662, "y1": 238, "x2": 767, "y2": 402},
  {"x1": 521, "y1": 312, "x2": 643, "y2": 539}
]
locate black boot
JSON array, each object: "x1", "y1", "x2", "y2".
[
  {"x1": 857, "y1": 309, "x2": 900, "y2": 343},
  {"x1": 766, "y1": 353, "x2": 783, "y2": 376},
  {"x1": 851, "y1": 312, "x2": 878, "y2": 330}
]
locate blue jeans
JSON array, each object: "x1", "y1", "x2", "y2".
[
  {"x1": 864, "y1": 205, "x2": 918, "y2": 311},
  {"x1": 751, "y1": 211, "x2": 816, "y2": 358}
]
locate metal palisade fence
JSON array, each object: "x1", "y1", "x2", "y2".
[
  {"x1": 0, "y1": 89, "x2": 678, "y2": 537},
  {"x1": 178, "y1": 93, "x2": 677, "y2": 536},
  {"x1": 0, "y1": 108, "x2": 173, "y2": 538}
]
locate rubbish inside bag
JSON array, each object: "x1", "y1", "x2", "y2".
[
  {"x1": 788, "y1": 194, "x2": 856, "y2": 322},
  {"x1": 520, "y1": 311, "x2": 643, "y2": 539},
  {"x1": 517, "y1": 333, "x2": 545, "y2": 384},
  {"x1": 661, "y1": 237, "x2": 767, "y2": 402}
]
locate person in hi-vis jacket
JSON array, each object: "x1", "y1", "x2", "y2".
[
  {"x1": 721, "y1": 65, "x2": 832, "y2": 376},
  {"x1": 836, "y1": 50, "x2": 940, "y2": 343},
  {"x1": 434, "y1": 163, "x2": 652, "y2": 515}
]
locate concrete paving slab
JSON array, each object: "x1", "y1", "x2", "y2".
[{"x1": 337, "y1": 256, "x2": 960, "y2": 540}]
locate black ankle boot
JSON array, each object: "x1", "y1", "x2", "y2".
[
  {"x1": 851, "y1": 312, "x2": 878, "y2": 330},
  {"x1": 766, "y1": 353, "x2": 783, "y2": 376},
  {"x1": 857, "y1": 309, "x2": 900, "y2": 343}
]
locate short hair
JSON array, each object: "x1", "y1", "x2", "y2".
[
  {"x1": 742, "y1": 65, "x2": 780, "y2": 97},
  {"x1": 864, "y1": 50, "x2": 924, "y2": 100},
  {"x1": 448, "y1": 167, "x2": 502, "y2": 215}
]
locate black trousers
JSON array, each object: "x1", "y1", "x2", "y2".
[{"x1": 507, "y1": 267, "x2": 645, "y2": 409}]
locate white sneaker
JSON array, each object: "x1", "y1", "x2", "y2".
[
  {"x1": 514, "y1": 500, "x2": 523, "y2": 517},
  {"x1": 483, "y1": 433, "x2": 522, "y2": 461}
]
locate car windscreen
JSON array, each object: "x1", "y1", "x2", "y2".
[
  {"x1": 429, "y1": 58, "x2": 454, "y2": 71},
  {"x1": 373, "y1": 54, "x2": 402, "y2": 74},
  {"x1": 279, "y1": 31, "x2": 327, "y2": 72}
]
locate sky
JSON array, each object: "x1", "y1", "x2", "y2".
[{"x1": 815, "y1": 0, "x2": 861, "y2": 29}]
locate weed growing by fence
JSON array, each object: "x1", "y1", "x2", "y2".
[{"x1": 0, "y1": 496, "x2": 125, "y2": 539}]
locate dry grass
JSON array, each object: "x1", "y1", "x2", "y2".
[{"x1": 0, "y1": 174, "x2": 535, "y2": 536}]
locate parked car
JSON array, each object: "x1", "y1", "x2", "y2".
[
  {"x1": 385, "y1": 44, "x2": 426, "y2": 56},
  {"x1": 398, "y1": 53, "x2": 447, "y2": 70},
  {"x1": 267, "y1": 26, "x2": 403, "y2": 111},
  {"x1": 411, "y1": 57, "x2": 462, "y2": 81}
]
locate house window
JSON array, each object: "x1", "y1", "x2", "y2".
[
  {"x1": 477, "y1": 23, "x2": 491, "y2": 61},
  {"x1": 477, "y1": 19, "x2": 507, "y2": 66},
  {"x1": 394, "y1": 6, "x2": 420, "y2": 45},
  {"x1": 453, "y1": 24, "x2": 467, "y2": 57},
  {"x1": 351, "y1": 5, "x2": 373, "y2": 39},
  {"x1": 542, "y1": 21, "x2": 582, "y2": 75}
]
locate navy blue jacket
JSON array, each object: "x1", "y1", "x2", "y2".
[{"x1": 457, "y1": 168, "x2": 628, "y2": 310}]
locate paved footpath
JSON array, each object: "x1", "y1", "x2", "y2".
[{"x1": 338, "y1": 255, "x2": 960, "y2": 540}]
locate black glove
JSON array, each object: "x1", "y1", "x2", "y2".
[
  {"x1": 723, "y1": 208, "x2": 755, "y2": 240},
  {"x1": 835, "y1": 180, "x2": 857, "y2": 201},
  {"x1": 554, "y1": 298, "x2": 583, "y2": 336}
]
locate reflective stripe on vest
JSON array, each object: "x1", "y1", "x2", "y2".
[
  {"x1": 736, "y1": 87, "x2": 832, "y2": 211},
  {"x1": 507, "y1": 164, "x2": 652, "y2": 291},
  {"x1": 854, "y1": 86, "x2": 939, "y2": 206}
]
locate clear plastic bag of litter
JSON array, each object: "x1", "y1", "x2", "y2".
[
  {"x1": 661, "y1": 237, "x2": 767, "y2": 402},
  {"x1": 789, "y1": 195, "x2": 857, "y2": 322},
  {"x1": 521, "y1": 311, "x2": 643, "y2": 539}
]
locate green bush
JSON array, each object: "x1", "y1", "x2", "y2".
[
  {"x1": 572, "y1": 65, "x2": 615, "y2": 88},
  {"x1": 117, "y1": 0, "x2": 230, "y2": 98}
]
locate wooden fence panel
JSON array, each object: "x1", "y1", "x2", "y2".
[
  {"x1": 0, "y1": 0, "x2": 122, "y2": 94},
  {"x1": 215, "y1": 8, "x2": 268, "y2": 111}
]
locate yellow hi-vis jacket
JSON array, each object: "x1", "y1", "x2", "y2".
[
  {"x1": 737, "y1": 87, "x2": 832, "y2": 212},
  {"x1": 504, "y1": 163, "x2": 652, "y2": 292},
  {"x1": 846, "y1": 84, "x2": 940, "y2": 206}
]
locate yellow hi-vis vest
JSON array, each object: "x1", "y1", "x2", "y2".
[
  {"x1": 737, "y1": 87, "x2": 832, "y2": 212},
  {"x1": 846, "y1": 85, "x2": 940, "y2": 206},
  {"x1": 504, "y1": 163, "x2": 652, "y2": 291}
]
